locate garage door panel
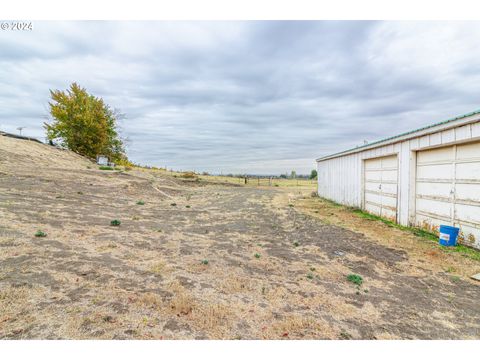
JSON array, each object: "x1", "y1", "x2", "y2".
[
  {"x1": 456, "y1": 183, "x2": 480, "y2": 202},
  {"x1": 416, "y1": 182, "x2": 452, "y2": 198},
  {"x1": 365, "y1": 192, "x2": 382, "y2": 206},
  {"x1": 365, "y1": 182, "x2": 380, "y2": 192},
  {"x1": 381, "y1": 156, "x2": 398, "y2": 168},
  {"x1": 416, "y1": 198, "x2": 451, "y2": 218},
  {"x1": 382, "y1": 170, "x2": 398, "y2": 182},
  {"x1": 365, "y1": 158, "x2": 382, "y2": 170},
  {"x1": 456, "y1": 142, "x2": 480, "y2": 160},
  {"x1": 456, "y1": 162, "x2": 480, "y2": 180},
  {"x1": 365, "y1": 170, "x2": 381, "y2": 181},
  {"x1": 382, "y1": 195, "x2": 397, "y2": 208},
  {"x1": 455, "y1": 203, "x2": 480, "y2": 225},
  {"x1": 416, "y1": 164, "x2": 453, "y2": 180},
  {"x1": 417, "y1": 146, "x2": 453, "y2": 163},
  {"x1": 380, "y1": 183, "x2": 397, "y2": 195},
  {"x1": 365, "y1": 203, "x2": 381, "y2": 216}
]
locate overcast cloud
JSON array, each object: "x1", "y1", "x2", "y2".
[{"x1": 1, "y1": 21, "x2": 480, "y2": 174}]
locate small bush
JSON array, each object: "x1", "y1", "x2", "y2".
[
  {"x1": 170, "y1": 203, "x2": 177, "y2": 207},
  {"x1": 99, "y1": 166, "x2": 113, "y2": 171},
  {"x1": 110, "y1": 219, "x2": 121, "y2": 226},
  {"x1": 347, "y1": 274, "x2": 363, "y2": 286},
  {"x1": 181, "y1": 171, "x2": 197, "y2": 179},
  {"x1": 306, "y1": 273, "x2": 314, "y2": 280},
  {"x1": 186, "y1": 205, "x2": 191, "y2": 208},
  {"x1": 293, "y1": 241, "x2": 299, "y2": 247},
  {"x1": 35, "y1": 230, "x2": 47, "y2": 237},
  {"x1": 254, "y1": 253, "x2": 261, "y2": 259},
  {"x1": 201, "y1": 259, "x2": 209, "y2": 265},
  {"x1": 136, "y1": 200, "x2": 145, "y2": 205}
]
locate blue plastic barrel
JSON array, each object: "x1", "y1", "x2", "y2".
[{"x1": 438, "y1": 225, "x2": 460, "y2": 246}]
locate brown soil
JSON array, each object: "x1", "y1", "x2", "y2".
[{"x1": 1, "y1": 135, "x2": 479, "y2": 339}]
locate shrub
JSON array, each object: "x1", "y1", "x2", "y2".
[
  {"x1": 170, "y1": 203, "x2": 177, "y2": 207},
  {"x1": 110, "y1": 219, "x2": 121, "y2": 226},
  {"x1": 201, "y1": 259, "x2": 209, "y2": 265},
  {"x1": 35, "y1": 230, "x2": 47, "y2": 237},
  {"x1": 293, "y1": 241, "x2": 299, "y2": 247},
  {"x1": 136, "y1": 200, "x2": 145, "y2": 205},
  {"x1": 99, "y1": 166, "x2": 113, "y2": 171},
  {"x1": 347, "y1": 274, "x2": 363, "y2": 286},
  {"x1": 254, "y1": 253, "x2": 261, "y2": 259},
  {"x1": 181, "y1": 171, "x2": 197, "y2": 179}
]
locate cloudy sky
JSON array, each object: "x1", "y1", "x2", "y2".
[{"x1": 1, "y1": 21, "x2": 480, "y2": 174}]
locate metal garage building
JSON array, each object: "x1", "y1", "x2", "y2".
[{"x1": 316, "y1": 110, "x2": 480, "y2": 249}]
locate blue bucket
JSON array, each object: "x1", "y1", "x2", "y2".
[{"x1": 438, "y1": 225, "x2": 460, "y2": 246}]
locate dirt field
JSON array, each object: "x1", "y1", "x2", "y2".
[{"x1": 1, "y1": 135, "x2": 480, "y2": 339}]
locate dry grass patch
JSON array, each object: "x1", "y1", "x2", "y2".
[
  {"x1": 149, "y1": 260, "x2": 169, "y2": 274},
  {"x1": 262, "y1": 314, "x2": 337, "y2": 339},
  {"x1": 168, "y1": 282, "x2": 195, "y2": 316},
  {"x1": 191, "y1": 302, "x2": 234, "y2": 334}
]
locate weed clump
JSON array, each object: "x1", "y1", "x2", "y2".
[
  {"x1": 254, "y1": 253, "x2": 261, "y2": 259},
  {"x1": 34, "y1": 230, "x2": 47, "y2": 237},
  {"x1": 136, "y1": 200, "x2": 145, "y2": 205},
  {"x1": 170, "y1": 203, "x2": 177, "y2": 207},
  {"x1": 201, "y1": 259, "x2": 209, "y2": 265},
  {"x1": 293, "y1": 241, "x2": 299, "y2": 247},
  {"x1": 99, "y1": 166, "x2": 113, "y2": 171},
  {"x1": 347, "y1": 274, "x2": 363, "y2": 286},
  {"x1": 110, "y1": 219, "x2": 121, "y2": 226}
]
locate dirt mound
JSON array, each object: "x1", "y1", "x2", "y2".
[{"x1": 0, "y1": 135, "x2": 93, "y2": 174}]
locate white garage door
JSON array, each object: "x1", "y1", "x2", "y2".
[
  {"x1": 415, "y1": 141, "x2": 480, "y2": 247},
  {"x1": 364, "y1": 155, "x2": 399, "y2": 222}
]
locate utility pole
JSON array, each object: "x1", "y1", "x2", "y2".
[{"x1": 17, "y1": 127, "x2": 26, "y2": 136}]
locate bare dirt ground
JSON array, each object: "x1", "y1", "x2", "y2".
[{"x1": 1, "y1": 136, "x2": 480, "y2": 339}]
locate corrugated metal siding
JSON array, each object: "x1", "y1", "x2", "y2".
[{"x1": 317, "y1": 114, "x2": 480, "y2": 248}]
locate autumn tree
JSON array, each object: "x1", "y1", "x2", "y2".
[{"x1": 44, "y1": 83, "x2": 127, "y2": 162}]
